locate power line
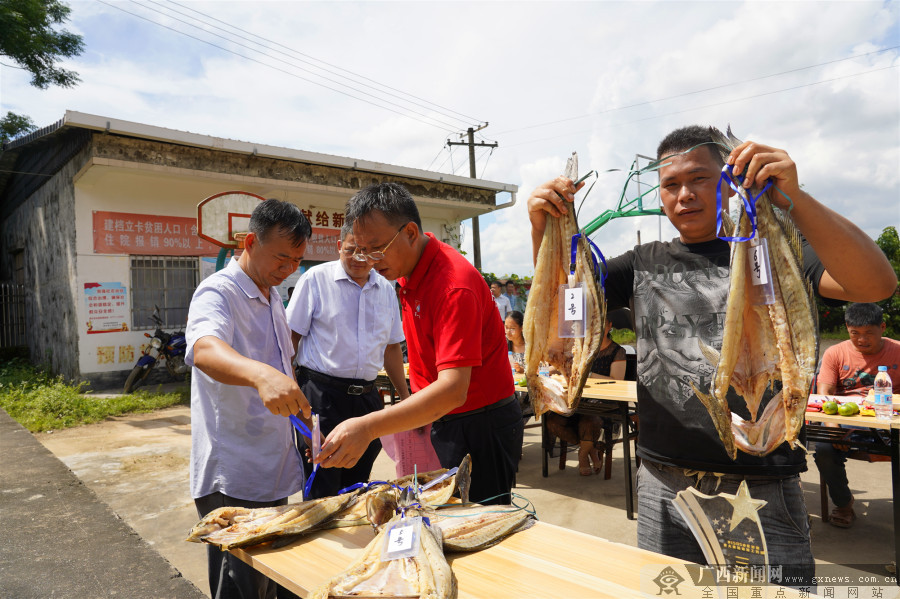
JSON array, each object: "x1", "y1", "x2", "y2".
[
  {"x1": 504, "y1": 64, "x2": 898, "y2": 148},
  {"x1": 96, "y1": 0, "x2": 463, "y2": 133},
  {"x1": 126, "y1": 0, "x2": 465, "y2": 132},
  {"x1": 161, "y1": 0, "x2": 482, "y2": 126},
  {"x1": 139, "y1": 0, "x2": 478, "y2": 130},
  {"x1": 495, "y1": 45, "x2": 900, "y2": 136}
]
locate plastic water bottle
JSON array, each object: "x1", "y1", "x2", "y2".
[
  {"x1": 873, "y1": 365, "x2": 894, "y2": 422},
  {"x1": 508, "y1": 351, "x2": 516, "y2": 378},
  {"x1": 538, "y1": 361, "x2": 550, "y2": 378}
]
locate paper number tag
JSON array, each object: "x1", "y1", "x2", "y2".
[
  {"x1": 381, "y1": 516, "x2": 422, "y2": 561},
  {"x1": 558, "y1": 283, "x2": 586, "y2": 338},
  {"x1": 747, "y1": 237, "x2": 775, "y2": 306},
  {"x1": 564, "y1": 287, "x2": 583, "y2": 321}
]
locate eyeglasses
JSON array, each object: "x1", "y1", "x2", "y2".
[{"x1": 351, "y1": 223, "x2": 409, "y2": 262}]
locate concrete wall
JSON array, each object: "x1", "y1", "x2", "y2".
[
  {"x1": 0, "y1": 144, "x2": 91, "y2": 380},
  {"x1": 3, "y1": 130, "x2": 500, "y2": 386},
  {"x1": 91, "y1": 135, "x2": 497, "y2": 206}
]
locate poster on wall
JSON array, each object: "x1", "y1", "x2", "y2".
[
  {"x1": 93, "y1": 210, "x2": 221, "y2": 256},
  {"x1": 84, "y1": 282, "x2": 129, "y2": 334},
  {"x1": 302, "y1": 207, "x2": 343, "y2": 262}
]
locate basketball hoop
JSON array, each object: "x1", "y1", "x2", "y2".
[
  {"x1": 197, "y1": 191, "x2": 265, "y2": 271},
  {"x1": 232, "y1": 232, "x2": 249, "y2": 249}
]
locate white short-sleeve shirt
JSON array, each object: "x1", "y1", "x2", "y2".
[
  {"x1": 185, "y1": 258, "x2": 302, "y2": 501},
  {"x1": 286, "y1": 260, "x2": 404, "y2": 381}
]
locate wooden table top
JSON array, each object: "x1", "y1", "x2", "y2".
[
  {"x1": 230, "y1": 517, "x2": 805, "y2": 598},
  {"x1": 515, "y1": 379, "x2": 637, "y2": 403}
]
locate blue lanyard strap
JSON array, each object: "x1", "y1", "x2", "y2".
[
  {"x1": 569, "y1": 233, "x2": 608, "y2": 291},
  {"x1": 716, "y1": 164, "x2": 778, "y2": 242},
  {"x1": 289, "y1": 414, "x2": 320, "y2": 498}
]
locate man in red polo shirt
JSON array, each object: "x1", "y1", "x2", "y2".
[{"x1": 315, "y1": 182, "x2": 523, "y2": 504}]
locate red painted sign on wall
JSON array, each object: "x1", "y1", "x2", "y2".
[{"x1": 93, "y1": 211, "x2": 221, "y2": 256}]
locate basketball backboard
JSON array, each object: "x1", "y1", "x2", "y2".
[{"x1": 197, "y1": 191, "x2": 265, "y2": 249}]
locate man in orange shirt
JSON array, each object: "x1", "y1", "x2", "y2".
[{"x1": 815, "y1": 302, "x2": 900, "y2": 527}]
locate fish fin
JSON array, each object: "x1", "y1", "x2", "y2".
[
  {"x1": 698, "y1": 338, "x2": 721, "y2": 368},
  {"x1": 772, "y1": 204, "x2": 804, "y2": 261},
  {"x1": 690, "y1": 381, "x2": 737, "y2": 460}
]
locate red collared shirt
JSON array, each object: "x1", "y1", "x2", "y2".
[{"x1": 398, "y1": 233, "x2": 514, "y2": 413}]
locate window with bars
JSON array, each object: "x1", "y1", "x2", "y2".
[{"x1": 130, "y1": 255, "x2": 199, "y2": 330}]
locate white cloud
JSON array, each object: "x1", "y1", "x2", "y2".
[{"x1": 2, "y1": 0, "x2": 897, "y2": 277}]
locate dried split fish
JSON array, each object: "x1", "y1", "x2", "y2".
[
  {"x1": 328, "y1": 455, "x2": 472, "y2": 529},
  {"x1": 524, "y1": 152, "x2": 606, "y2": 417},
  {"x1": 308, "y1": 508, "x2": 456, "y2": 599},
  {"x1": 691, "y1": 127, "x2": 818, "y2": 459},
  {"x1": 430, "y1": 505, "x2": 536, "y2": 552},
  {"x1": 185, "y1": 492, "x2": 356, "y2": 550}
]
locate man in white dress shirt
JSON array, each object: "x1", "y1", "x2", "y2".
[
  {"x1": 186, "y1": 199, "x2": 312, "y2": 599},
  {"x1": 286, "y1": 222, "x2": 409, "y2": 498},
  {"x1": 491, "y1": 280, "x2": 512, "y2": 320}
]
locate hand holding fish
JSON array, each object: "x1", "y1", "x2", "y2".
[
  {"x1": 726, "y1": 141, "x2": 805, "y2": 210},
  {"x1": 526, "y1": 175, "x2": 585, "y2": 261}
]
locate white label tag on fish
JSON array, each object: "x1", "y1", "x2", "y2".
[
  {"x1": 558, "y1": 283, "x2": 586, "y2": 338},
  {"x1": 381, "y1": 516, "x2": 422, "y2": 561},
  {"x1": 747, "y1": 237, "x2": 775, "y2": 305},
  {"x1": 311, "y1": 414, "x2": 321, "y2": 464}
]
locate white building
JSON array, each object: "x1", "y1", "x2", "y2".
[{"x1": 0, "y1": 111, "x2": 517, "y2": 387}]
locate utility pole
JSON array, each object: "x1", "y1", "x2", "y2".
[{"x1": 447, "y1": 124, "x2": 497, "y2": 270}]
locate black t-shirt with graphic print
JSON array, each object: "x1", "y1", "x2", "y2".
[{"x1": 604, "y1": 237, "x2": 828, "y2": 475}]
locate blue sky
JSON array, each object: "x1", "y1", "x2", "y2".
[{"x1": 2, "y1": 0, "x2": 898, "y2": 276}]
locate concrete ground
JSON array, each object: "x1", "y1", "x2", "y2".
[{"x1": 29, "y1": 384, "x2": 898, "y2": 597}]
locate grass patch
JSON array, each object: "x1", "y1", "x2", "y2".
[
  {"x1": 0, "y1": 358, "x2": 189, "y2": 433},
  {"x1": 820, "y1": 329, "x2": 851, "y2": 341}
]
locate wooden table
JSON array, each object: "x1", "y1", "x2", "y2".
[
  {"x1": 804, "y1": 403, "x2": 900, "y2": 578},
  {"x1": 231, "y1": 517, "x2": 800, "y2": 598},
  {"x1": 519, "y1": 380, "x2": 639, "y2": 520}
]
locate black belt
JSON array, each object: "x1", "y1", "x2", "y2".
[
  {"x1": 435, "y1": 394, "x2": 517, "y2": 423},
  {"x1": 299, "y1": 366, "x2": 375, "y2": 396}
]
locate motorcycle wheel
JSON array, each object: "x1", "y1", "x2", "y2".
[
  {"x1": 124, "y1": 364, "x2": 152, "y2": 394},
  {"x1": 165, "y1": 356, "x2": 189, "y2": 381}
]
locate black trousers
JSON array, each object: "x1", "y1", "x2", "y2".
[
  {"x1": 431, "y1": 395, "x2": 523, "y2": 505},
  {"x1": 296, "y1": 370, "x2": 384, "y2": 499},
  {"x1": 194, "y1": 492, "x2": 300, "y2": 599}
]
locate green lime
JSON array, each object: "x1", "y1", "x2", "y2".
[
  {"x1": 822, "y1": 401, "x2": 839, "y2": 415},
  {"x1": 838, "y1": 402, "x2": 860, "y2": 416}
]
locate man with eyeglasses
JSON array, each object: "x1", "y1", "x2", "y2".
[
  {"x1": 315, "y1": 182, "x2": 524, "y2": 506},
  {"x1": 285, "y1": 222, "x2": 409, "y2": 498},
  {"x1": 526, "y1": 125, "x2": 896, "y2": 586}
]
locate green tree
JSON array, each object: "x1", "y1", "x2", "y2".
[
  {"x1": 0, "y1": 111, "x2": 36, "y2": 143},
  {"x1": 875, "y1": 226, "x2": 900, "y2": 337},
  {"x1": 816, "y1": 226, "x2": 900, "y2": 337},
  {"x1": 0, "y1": 0, "x2": 83, "y2": 141}
]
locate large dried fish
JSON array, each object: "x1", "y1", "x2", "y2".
[
  {"x1": 328, "y1": 455, "x2": 472, "y2": 529},
  {"x1": 429, "y1": 505, "x2": 536, "y2": 552},
  {"x1": 524, "y1": 152, "x2": 606, "y2": 417},
  {"x1": 185, "y1": 492, "x2": 356, "y2": 550},
  {"x1": 308, "y1": 508, "x2": 456, "y2": 599},
  {"x1": 691, "y1": 127, "x2": 818, "y2": 459}
]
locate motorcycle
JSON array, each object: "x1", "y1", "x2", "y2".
[{"x1": 123, "y1": 306, "x2": 189, "y2": 393}]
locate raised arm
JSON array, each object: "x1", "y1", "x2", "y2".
[
  {"x1": 192, "y1": 335, "x2": 311, "y2": 418},
  {"x1": 728, "y1": 142, "x2": 897, "y2": 302}
]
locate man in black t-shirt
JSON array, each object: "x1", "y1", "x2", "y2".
[{"x1": 527, "y1": 126, "x2": 897, "y2": 584}]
